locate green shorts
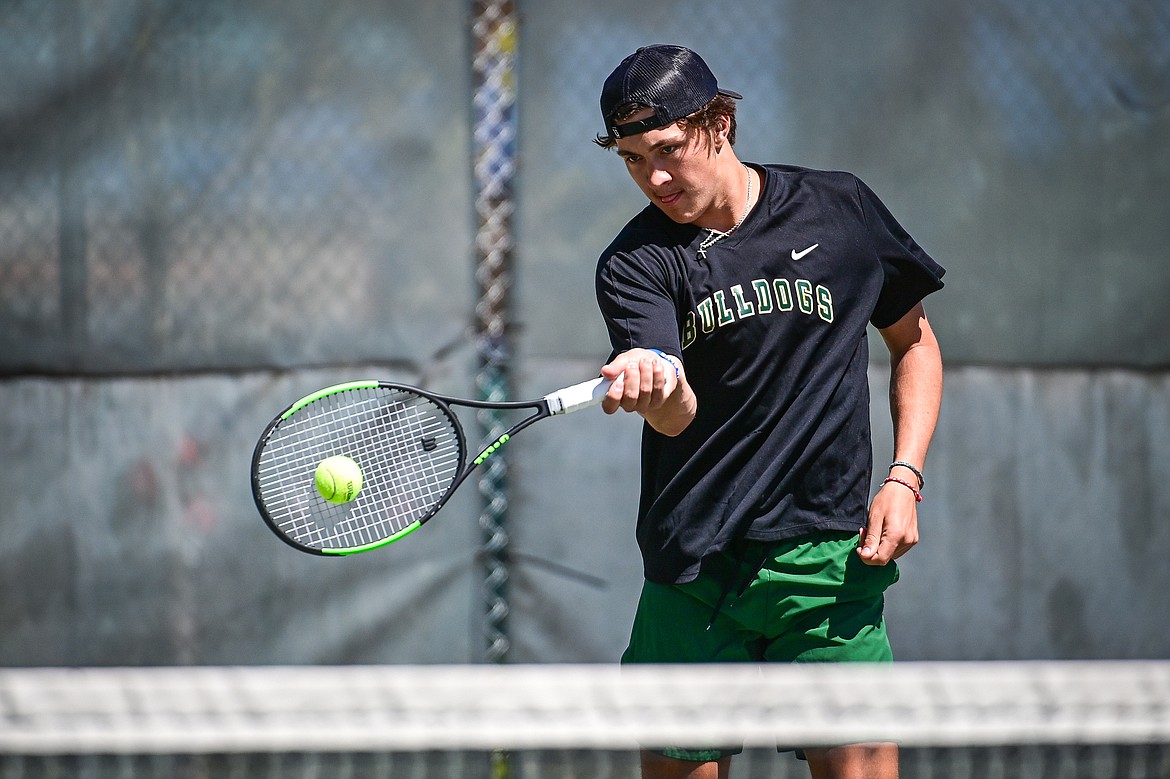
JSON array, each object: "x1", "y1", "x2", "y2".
[{"x1": 622, "y1": 530, "x2": 899, "y2": 762}]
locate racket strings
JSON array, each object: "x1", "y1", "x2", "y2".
[{"x1": 255, "y1": 387, "x2": 462, "y2": 551}]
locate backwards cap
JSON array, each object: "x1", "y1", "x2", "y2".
[{"x1": 600, "y1": 44, "x2": 742, "y2": 140}]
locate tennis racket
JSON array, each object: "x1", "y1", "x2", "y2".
[{"x1": 251, "y1": 376, "x2": 611, "y2": 555}]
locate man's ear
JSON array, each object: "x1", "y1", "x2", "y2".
[{"x1": 712, "y1": 114, "x2": 732, "y2": 152}]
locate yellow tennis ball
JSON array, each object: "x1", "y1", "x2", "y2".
[{"x1": 314, "y1": 455, "x2": 363, "y2": 504}]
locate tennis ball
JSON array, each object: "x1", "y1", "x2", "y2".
[{"x1": 314, "y1": 455, "x2": 363, "y2": 504}]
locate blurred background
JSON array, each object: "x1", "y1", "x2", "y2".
[{"x1": 1, "y1": 0, "x2": 1168, "y2": 668}]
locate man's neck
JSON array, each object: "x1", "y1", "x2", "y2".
[{"x1": 695, "y1": 156, "x2": 754, "y2": 234}]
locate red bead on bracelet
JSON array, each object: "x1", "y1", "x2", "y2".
[{"x1": 882, "y1": 476, "x2": 922, "y2": 502}]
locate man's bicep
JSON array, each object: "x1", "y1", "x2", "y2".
[{"x1": 878, "y1": 302, "x2": 937, "y2": 360}]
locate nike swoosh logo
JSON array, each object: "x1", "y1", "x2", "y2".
[{"x1": 791, "y1": 244, "x2": 819, "y2": 261}]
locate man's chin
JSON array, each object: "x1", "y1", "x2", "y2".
[{"x1": 655, "y1": 202, "x2": 693, "y2": 224}]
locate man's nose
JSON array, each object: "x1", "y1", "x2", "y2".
[{"x1": 648, "y1": 167, "x2": 672, "y2": 188}]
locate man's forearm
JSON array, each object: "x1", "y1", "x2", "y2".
[{"x1": 887, "y1": 323, "x2": 942, "y2": 472}]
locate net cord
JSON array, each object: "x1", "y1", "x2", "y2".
[{"x1": 2, "y1": 662, "x2": 1167, "y2": 755}]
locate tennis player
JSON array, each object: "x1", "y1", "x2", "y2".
[{"x1": 593, "y1": 45, "x2": 945, "y2": 779}]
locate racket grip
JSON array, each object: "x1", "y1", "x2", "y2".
[{"x1": 546, "y1": 377, "x2": 613, "y2": 414}]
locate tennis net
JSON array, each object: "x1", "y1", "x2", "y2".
[{"x1": 1, "y1": 661, "x2": 1167, "y2": 778}]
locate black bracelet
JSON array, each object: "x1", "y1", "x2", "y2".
[{"x1": 889, "y1": 460, "x2": 924, "y2": 489}]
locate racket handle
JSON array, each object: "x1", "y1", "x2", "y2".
[{"x1": 545, "y1": 377, "x2": 613, "y2": 415}]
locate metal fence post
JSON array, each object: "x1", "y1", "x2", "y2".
[{"x1": 470, "y1": 0, "x2": 518, "y2": 666}]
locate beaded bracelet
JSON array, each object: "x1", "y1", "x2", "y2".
[
  {"x1": 646, "y1": 348, "x2": 680, "y2": 378},
  {"x1": 888, "y1": 460, "x2": 924, "y2": 489},
  {"x1": 882, "y1": 476, "x2": 922, "y2": 502}
]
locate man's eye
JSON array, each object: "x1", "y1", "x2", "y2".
[{"x1": 660, "y1": 146, "x2": 677, "y2": 155}]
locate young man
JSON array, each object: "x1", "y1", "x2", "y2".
[{"x1": 593, "y1": 45, "x2": 945, "y2": 779}]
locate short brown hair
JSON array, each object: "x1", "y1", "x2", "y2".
[{"x1": 593, "y1": 94, "x2": 738, "y2": 149}]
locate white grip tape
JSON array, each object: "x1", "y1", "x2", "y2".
[{"x1": 545, "y1": 377, "x2": 612, "y2": 415}]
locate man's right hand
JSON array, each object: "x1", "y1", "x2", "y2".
[{"x1": 599, "y1": 349, "x2": 696, "y2": 436}]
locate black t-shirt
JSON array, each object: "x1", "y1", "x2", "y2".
[{"x1": 595, "y1": 164, "x2": 945, "y2": 584}]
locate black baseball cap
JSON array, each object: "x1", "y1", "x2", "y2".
[{"x1": 600, "y1": 44, "x2": 742, "y2": 140}]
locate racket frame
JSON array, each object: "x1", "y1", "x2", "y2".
[{"x1": 251, "y1": 378, "x2": 605, "y2": 556}]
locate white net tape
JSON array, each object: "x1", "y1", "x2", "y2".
[{"x1": 2, "y1": 662, "x2": 1168, "y2": 756}]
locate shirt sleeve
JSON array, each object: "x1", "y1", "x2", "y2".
[
  {"x1": 595, "y1": 246, "x2": 684, "y2": 358},
  {"x1": 854, "y1": 176, "x2": 946, "y2": 329}
]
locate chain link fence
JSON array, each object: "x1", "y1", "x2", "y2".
[
  {"x1": 1, "y1": 0, "x2": 1169, "y2": 669},
  {"x1": 3, "y1": 0, "x2": 1168, "y2": 376},
  {"x1": 1, "y1": 0, "x2": 472, "y2": 376}
]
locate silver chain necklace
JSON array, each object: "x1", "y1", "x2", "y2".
[{"x1": 697, "y1": 164, "x2": 752, "y2": 259}]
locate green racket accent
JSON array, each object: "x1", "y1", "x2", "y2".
[
  {"x1": 473, "y1": 433, "x2": 511, "y2": 466},
  {"x1": 281, "y1": 380, "x2": 380, "y2": 419},
  {"x1": 321, "y1": 520, "x2": 422, "y2": 555}
]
